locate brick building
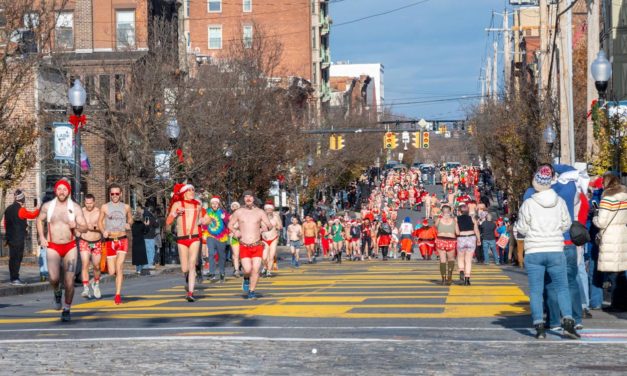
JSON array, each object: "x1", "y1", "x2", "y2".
[
  {"x1": 183, "y1": 0, "x2": 330, "y2": 112},
  {"x1": 1, "y1": 0, "x2": 152, "y2": 255}
]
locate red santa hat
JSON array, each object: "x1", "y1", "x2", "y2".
[
  {"x1": 422, "y1": 219, "x2": 429, "y2": 226},
  {"x1": 179, "y1": 184, "x2": 194, "y2": 194},
  {"x1": 264, "y1": 200, "x2": 275, "y2": 210},
  {"x1": 210, "y1": 195, "x2": 221, "y2": 204},
  {"x1": 54, "y1": 179, "x2": 71, "y2": 193}
]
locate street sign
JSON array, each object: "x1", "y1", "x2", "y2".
[{"x1": 401, "y1": 131, "x2": 410, "y2": 143}]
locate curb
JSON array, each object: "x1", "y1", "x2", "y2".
[{"x1": 0, "y1": 265, "x2": 181, "y2": 297}]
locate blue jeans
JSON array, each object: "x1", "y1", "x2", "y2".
[
  {"x1": 546, "y1": 245, "x2": 582, "y2": 326},
  {"x1": 207, "y1": 237, "x2": 226, "y2": 276},
  {"x1": 588, "y1": 243, "x2": 603, "y2": 309},
  {"x1": 526, "y1": 251, "x2": 573, "y2": 325},
  {"x1": 482, "y1": 240, "x2": 498, "y2": 265},
  {"x1": 577, "y1": 255, "x2": 590, "y2": 309},
  {"x1": 144, "y1": 238, "x2": 156, "y2": 268}
]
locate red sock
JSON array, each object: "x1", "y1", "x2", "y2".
[{"x1": 82, "y1": 281, "x2": 89, "y2": 286}]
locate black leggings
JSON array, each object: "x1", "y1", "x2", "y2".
[
  {"x1": 361, "y1": 237, "x2": 372, "y2": 257},
  {"x1": 380, "y1": 246, "x2": 389, "y2": 258}
]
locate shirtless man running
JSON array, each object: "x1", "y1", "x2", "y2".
[
  {"x1": 302, "y1": 216, "x2": 318, "y2": 264},
  {"x1": 79, "y1": 194, "x2": 103, "y2": 299},
  {"x1": 228, "y1": 191, "x2": 274, "y2": 300},
  {"x1": 261, "y1": 201, "x2": 282, "y2": 277},
  {"x1": 98, "y1": 184, "x2": 132, "y2": 305},
  {"x1": 167, "y1": 183, "x2": 203, "y2": 302},
  {"x1": 36, "y1": 179, "x2": 88, "y2": 322}
]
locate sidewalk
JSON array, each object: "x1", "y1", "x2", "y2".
[{"x1": 0, "y1": 258, "x2": 180, "y2": 297}]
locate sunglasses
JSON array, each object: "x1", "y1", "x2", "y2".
[{"x1": 110, "y1": 192, "x2": 121, "y2": 196}]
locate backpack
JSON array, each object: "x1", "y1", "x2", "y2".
[
  {"x1": 569, "y1": 221, "x2": 590, "y2": 246},
  {"x1": 380, "y1": 222, "x2": 392, "y2": 235}
]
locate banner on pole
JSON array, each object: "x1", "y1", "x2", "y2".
[{"x1": 53, "y1": 122, "x2": 73, "y2": 161}]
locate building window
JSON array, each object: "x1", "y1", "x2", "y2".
[
  {"x1": 243, "y1": 0, "x2": 252, "y2": 12},
  {"x1": 313, "y1": 63, "x2": 317, "y2": 85},
  {"x1": 311, "y1": 0, "x2": 316, "y2": 15},
  {"x1": 208, "y1": 0, "x2": 222, "y2": 13},
  {"x1": 311, "y1": 27, "x2": 316, "y2": 49},
  {"x1": 243, "y1": 25, "x2": 253, "y2": 48},
  {"x1": 85, "y1": 75, "x2": 97, "y2": 106},
  {"x1": 115, "y1": 74, "x2": 126, "y2": 110},
  {"x1": 99, "y1": 75, "x2": 110, "y2": 105},
  {"x1": 186, "y1": 0, "x2": 191, "y2": 17},
  {"x1": 186, "y1": 31, "x2": 191, "y2": 51},
  {"x1": 23, "y1": 13, "x2": 39, "y2": 28},
  {"x1": 55, "y1": 12, "x2": 73, "y2": 50},
  {"x1": 116, "y1": 10, "x2": 135, "y2": 49},
  {"x1": 208, "y1": 25, "x2": 222, "y2": 49}
]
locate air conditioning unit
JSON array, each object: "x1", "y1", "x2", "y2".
[{"x1": 11, "y1": 28, "x2": 38, "y2": 54}]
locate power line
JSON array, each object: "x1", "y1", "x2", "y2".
[{"x1": 332, "y1": 0, "x2": 432, "y2": 28}]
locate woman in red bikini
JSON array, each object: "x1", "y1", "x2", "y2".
[
  {"x1": 167, "y1": 183, "x2": 205, "y2": 302},
  {"x1": 261, "y1": 201, "x2": 282, "y2": 277}
]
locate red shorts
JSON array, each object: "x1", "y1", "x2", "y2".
[
  {"x1": 105, "y1": 238, "x2": 128, "y2": 257},
  {"x1": 304, "y1": 237, "x2": 315, "y2": 246},
  {"x1": 240, "y1": 243, "x2": 264, "y2": 259},
  {"x1": 435, "y1": 237, "x2": 457, "y2": 252},
  {"x1": 177, "y1": 236, "x2": 200, "y2": 248},
  {"x1": 79, "y1": 239, "x2": 102, "y2": 256},
  {"x1": 48, "y1": 241, "x2": 77, "y2": 258}
]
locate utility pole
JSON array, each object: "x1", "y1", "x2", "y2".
[
  {"x1": 486, "y1": 57, "x2": 492, "y2": 100},
  {"x1": 539, "y1": 0, "x2": 550, "y2": 96},
  {"x1": 503, "y1": 10, "x2": 511, "y2": 95},
  {"x1": 558, "y1": 0, "x2": 575, "y2": 164},
  {"x1": 587, "y1": 0, "x2": 600, "y2": 158},
  {"x1": 493, "y1": 40, "x2": 498, "y2": 100}
]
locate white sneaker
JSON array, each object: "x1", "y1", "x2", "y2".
[
  {"x1": 81, "y1": 285, "x2": 91, "y2": 298},
  {"x1": 91, "y1": 281, "x2": 101, "y2": 299},
  {"x1": 575, "y1": 324, "x2": 584, "y2": 330}
]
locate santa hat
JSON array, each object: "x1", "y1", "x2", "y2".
[
  {"x1": 179, "y1": 184, "x2": 194, "y2": 194},
  {"x1": 210, "y1": 195, "x2": 221, "y2": 204},
  {"x1": 422, "y1": 219, "x2": 428, "y2": 226},
  {"x1": 54, "y1": 179, "x2": 71, "y2": 193},
  {"x1": 264, "y1": 200, "x2": 274, "y2": 210}
]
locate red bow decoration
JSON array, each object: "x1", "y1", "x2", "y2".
[
  {"x1": 176, "y1": 148, "x2": 184, "y2": 163},
  {"x1": 69, "y1": 114, "x2": 87, "y2": 134}
]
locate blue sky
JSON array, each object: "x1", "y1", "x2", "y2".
[{"x1": 330, "y1": 0, "x2": 506, "y2": 120}]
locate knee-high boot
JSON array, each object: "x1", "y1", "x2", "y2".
[
  {"x1": 439, "y1": 263, "x2": 446, "y2": 285},
  {"x1": 447, "y1": 261, "x2": 455, "y2": 285}
]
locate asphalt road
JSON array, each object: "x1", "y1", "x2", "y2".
[{"x1": 1, "y1": 186, "x2": 626, "y2": 374}]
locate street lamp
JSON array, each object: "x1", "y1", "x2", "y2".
[
  {"x1": 543, "y1": 124, "x2": 556, "y2": 161},
  {"x1": 224, "y1": 146, "x2": 233, "y2": 205},
  {"x1": 591, "y1": 50, "x2": 612, "y2": 100},
  {"x1": 68, "y1": 79, "x2": 86, "y2": 201}
]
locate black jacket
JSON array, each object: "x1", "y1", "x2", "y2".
[{"x1": 4, "y1": 202, "x2": 27, "y2": 245}]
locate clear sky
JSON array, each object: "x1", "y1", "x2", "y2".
[{"x1": 330, "y1": 0, "x2": 507, "y2": 120}]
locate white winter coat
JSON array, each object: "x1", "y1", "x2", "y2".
[
  {"x1": 514, "y1": 189, "x2": 571, "y2": 254},
  {"x1": 593, "y1": 187, "x2": 627, "y2": 272}
]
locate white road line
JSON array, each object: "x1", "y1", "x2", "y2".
[
  {"x1": 0, "y1": 326, "x2": 626, "y2": 333},
  {"x1": 0, "y1": 335, "x2": 626, "y2": 345}
]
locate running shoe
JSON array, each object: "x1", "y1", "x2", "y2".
[
  {"x1": 233, "y1": 270, "x2": 241, "y2": 278},
  {"x1": 220, "y1": 274, "x2": 225, "y2": 283},
  {"x1": 54, "y1": 290, "x2": 62, "y2": 310},
  {"x1": 114, "y1": 294, "x2": 122, "y2": 305},
  {"x1": 534, "y1": 324, "x2": 546, "y2": 339},
  {"x1": 81, "y1": 285, "x2": 90, "y2": 299},
  {"x1": 242, "y1": 277, "x2": 250, "y2": 293},
  {"x1": 91, "y1": 281, "x2": 102, "y2": 299},
  {"x1": 562, "y1": 318, "x2": 581, "y2": 339},
  {"x1": 295, "y1": 261, "x2": 300, "y2": 268},
  {"x1": 10, "y1": 279, "x2": 26, "y2": 286},
  {"x1": 247, "y1": 291, "x2": 258, "y2": 300},
  {"x1": 61, "y1": 309, "x2": 71, "y2": 322},
  {"x1": 210, "y1": 275, "x2": 219, "y2": 282},
  {"x1": 186, "y1": 292, "x2": 195, "y2": 302}
]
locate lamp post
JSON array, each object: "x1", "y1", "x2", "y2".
[
  {"x1": 224, "y1": 146, "x2": 233, "y2": 206},
  {"x1": 68, "y1": 79, "x2": 87, "y2": 202},
  {"x1": 543, "y1": 124, "x2": 557, "y2": 162},
  {"x1": 590, "y1": 50, "x2": 622, "y2": 176}
]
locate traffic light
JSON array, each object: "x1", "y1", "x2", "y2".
[
  {"x1": 413, "y1": 132, "x2": 421, "y2": 149},
  {"x1": 329, "y1": 134, "x2": 337, "y2": 150},
  {"x1": 384, "y1": 132, "x2": 398, "y2": 149},
  {"x1": 422, "y1": 131, "x2": 430, "y2": 149},
  {"x1": 337, "y1": 135, "x2": 345, "y2": 150}
]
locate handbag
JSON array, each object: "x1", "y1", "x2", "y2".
[
  {"x1": 569, "y1": 221, "x2": 590, "y2": 246},
  {"x1": 496, "y1": 233, "x2": 510, "y2": 248}
]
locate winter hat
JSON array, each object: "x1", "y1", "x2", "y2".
[
  {"x1": 532, "y1": 165, "x2": 554, "y2": 192},
  {"x1": 54, "y1": 179, "x2": 71, "y2": 193},
  {"x1": 210, "y1": 195, "x2": 221, "y2": 204},
  {"x1": 14, "y1": 189, "x2": 25, "y2": 202}
]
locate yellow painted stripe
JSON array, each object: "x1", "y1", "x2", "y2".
[{"x1": 446, "y1": 295, "x2": 529, "y2": 304}]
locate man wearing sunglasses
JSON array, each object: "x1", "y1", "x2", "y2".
[{"x1": 98, "y1": 183, "x2": 132, "y2": 305}]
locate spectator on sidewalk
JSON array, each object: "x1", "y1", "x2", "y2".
[
  {"x1": 514, "y1": 164, "x2": 579, "y2": 340},
  {"x1": 593, "y1": 172, "x2": 627, "y2": 311},
  {"x1": 131, "y1": 209, "x2": 148, "y2": 274},
  {"x1": 4, "y1": 189, "x2": 39, "y2": 285},
  {"x1": 142, "y1": 204, "x2": 159, "y2": 269},
  {"x1": 479, "y1": 213, "x2": 498, "y2": 265}
]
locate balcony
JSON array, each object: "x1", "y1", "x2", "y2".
[
  {"x1": 320, "y1": 48, "x2": 330, "y2": 69},
  {"x1": 320, "y1": 15, "x2": 330, "y2": 35}
]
